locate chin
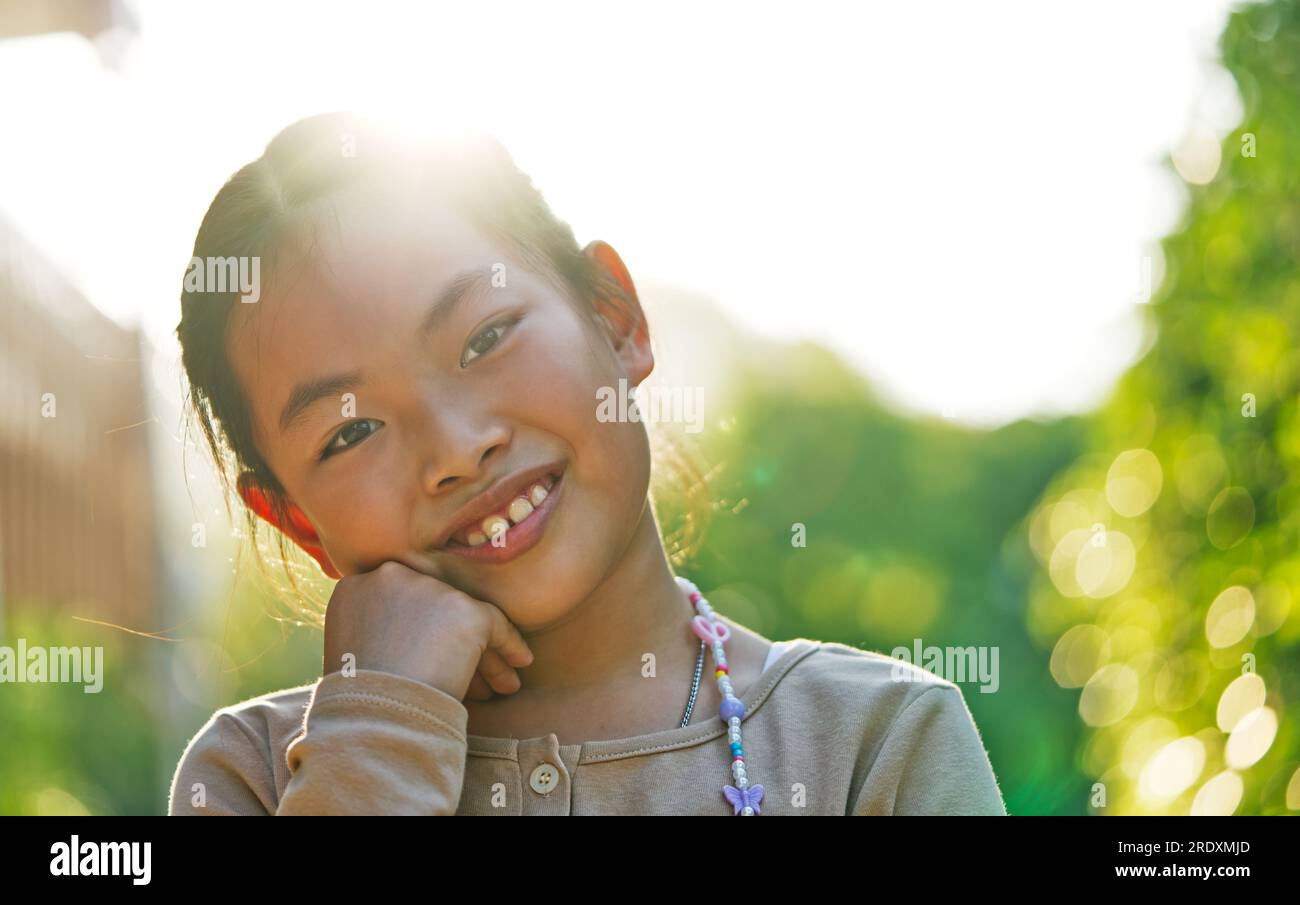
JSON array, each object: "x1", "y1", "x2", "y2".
[
  {"x1": 484, "y1": 583, "x2": 579, "y2": 632},
  {"x1": 477, "y1": 551, "x2": 610, "y2": 631}
]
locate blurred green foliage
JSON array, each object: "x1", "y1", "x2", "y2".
[
  {"x1": 678, "y1": 343, "x2": 1088, "y2": 815},
  {"x1": 999, "y1": 0, "x2": 1300, "y2": 815},
  {"x1": 0, "y1": 609, "x2": 162, "y2": 815},
  {"x1": 0, "y1": 569, "x2": 321, "y2": 815}
]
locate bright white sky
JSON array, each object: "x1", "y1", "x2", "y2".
[{"x1": 0, "y1": 0, "x2": 1244, "y2": 427}]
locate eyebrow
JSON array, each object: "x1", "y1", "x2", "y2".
[
  {"x1": 278, "y1": 370, "x2": 364, "y2": 437},
  {"x1": 277, "y1": 268, "x2": 494, "y2": 437},
  {"x1": 420, "y1": 268, "x2": 492, "y2": 340}
]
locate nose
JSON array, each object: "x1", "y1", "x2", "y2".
[{"x1": 420, "y1": 409, "x2": 511, "y2": 495}]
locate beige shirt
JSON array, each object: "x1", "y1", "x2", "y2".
[{"x1": 167, "y1": 635, "x2": 1007, "y2": 815}]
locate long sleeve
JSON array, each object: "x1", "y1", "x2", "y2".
[
  {"x1": 168, "y1": 669, "x2": 470, "y2": 815},
  {"x1": 852, "y1": 684, "x2": 1007, "y2": 815}
]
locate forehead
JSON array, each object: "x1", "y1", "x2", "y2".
[
  {"x1": 251, "y1": 181, "x2": 503, "y2": 323},
  {"x1": 224, "y1": 185, "x2": 516, "y2": 445}
]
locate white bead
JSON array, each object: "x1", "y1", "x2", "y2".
[{"x1": 679, "y1": 574, "x2": 765, "y2": 812}]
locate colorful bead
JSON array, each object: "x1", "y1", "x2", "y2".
[
  {"x1": 691, "y1": 613, "x2": 731, "y2": 645},
  {"x1": 720, "y1": 696, "x2": 745, "y2": 721},
  {"x1": 676, "y1": 575, "x2": 763, "y2": 816}
]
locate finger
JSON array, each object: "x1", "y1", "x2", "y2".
[
  {"x1": 466, "y1": 671, "x2": 494, "y2": 700},
  {"x1": 480, "y1": 602, "x2": 535, "y2": 668},
  {"x1": 477, "y1": 647, "x2": 522, "y2": 695}
]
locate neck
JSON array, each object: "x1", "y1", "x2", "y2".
[{"x1": 512, "y1": 505, "x2": 697, "y2": 697}]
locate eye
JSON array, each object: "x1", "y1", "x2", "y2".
[
  {"x1": 460, "y1": 317, "x2": 519, "y2": 368},
  {"x1": 319, "y1": 418, "x2": 383, "y2": 460}
]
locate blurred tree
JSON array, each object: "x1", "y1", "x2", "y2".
[
  {"x1": 662, "y1": 332, "x2": 1089, "y2": 815},
  {"x1": 1014, "y1": 0, "x2": 1300, "y2": 815}
]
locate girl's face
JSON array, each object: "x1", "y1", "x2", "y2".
[{"x1": 225, "y1": 181, "x2": 655, "y2": 629}]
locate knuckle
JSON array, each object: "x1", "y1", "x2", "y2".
[
  {"x1": 374, "y1": 560, "x2": 405, "y2": 579},
  {"x1": 430, "y1": 582, "x2": 468, "y2": 606}
]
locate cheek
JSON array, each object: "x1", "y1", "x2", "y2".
[
  {"x1": 511, "y1": 316, "x2": 626, "y2": 442},
  {"x1": 511, "y1": 317, "x2": 651, "y2": 499},
  {"x1": 306, "y1": 465, "x2": 410, "y2": 569}
]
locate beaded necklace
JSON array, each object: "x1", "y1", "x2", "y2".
[{"x1": 673, "y1": 576, "x2": 764, "y2": 816}]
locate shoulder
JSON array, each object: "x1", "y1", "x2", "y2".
[
  {"x1": 183, "y1": 679, "x2": 319, "y2": 762},
  {"x1": 771, "y1": 637, "x2": 961, "y2": 718},
  {"x1": 759, "y1": 637, "x2": 964, "y2": 758},
  {"x1": 168, "y1": 680, "x2": 317, "y2": 815},
  {"x1": 765, "y1": 639, "x2": 1005, "y2": 815}
]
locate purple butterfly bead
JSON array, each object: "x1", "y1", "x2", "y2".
[{"x1": 722, "y1": 784, "x2": 764, "y2": 815}]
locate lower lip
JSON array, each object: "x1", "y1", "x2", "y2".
[{"x1": 440, "y1": 472, "x2": 565, "y2": 564}]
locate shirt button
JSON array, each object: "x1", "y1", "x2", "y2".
[{"x1": 529, "y1": 762, "x2": 559, "y2": 795}]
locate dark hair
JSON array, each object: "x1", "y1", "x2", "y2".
[{"x1": 176, "y1": 112, "x2": 708, "y2": 619}]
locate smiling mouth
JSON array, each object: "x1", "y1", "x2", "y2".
[{"x1": 444, "y1": 472, "x2": 559, "y2": 548}]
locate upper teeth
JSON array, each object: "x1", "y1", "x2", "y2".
[
  {"x1": 508, "y1": 497, "x2": 535, "y2": 523},
  {"x1": 464, "y1": 480, "x2": 552, "y2": 546}
]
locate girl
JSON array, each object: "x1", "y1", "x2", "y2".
[{"x1": 167, "y1": 112, "x2": 1006, "y2": 816}]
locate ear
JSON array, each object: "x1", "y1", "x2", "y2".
[
  {"x1": 236, "y1": 472, "x2": 342, "y2": 580},
  {"x1": 582, "y1": 240, "x2": 653, "y2": 385}
]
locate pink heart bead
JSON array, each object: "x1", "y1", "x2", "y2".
[{"x1": 691, "y1": 614, "x2": 730, "y2": 645}]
